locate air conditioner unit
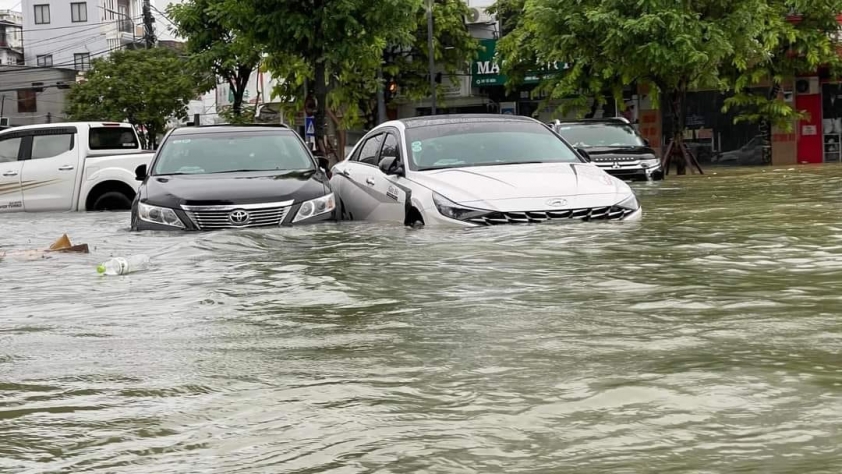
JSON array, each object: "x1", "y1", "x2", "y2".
[
  {"x1": 466, "y1": 7, "x2": 494, "y2": 24},
  {"x1": 795, "y1": 77, "x2": 819, "y2": 95},
  {"x1": 0, "y1": 117, "x2": 9, "y2": 127}
]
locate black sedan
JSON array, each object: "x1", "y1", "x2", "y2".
[{"x1": 131, "y1": 125, "x2": 335, "y2": 231}]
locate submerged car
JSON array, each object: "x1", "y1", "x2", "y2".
[
  {"x1": 330, "y1": 115, "x2": 641, "y2": 228},
  {"x1": 550, "y1": 118, "x2": 664, "y2": 181},
  {"x1": 131, "y1": 124, "x2": 335, "y2": 231}
]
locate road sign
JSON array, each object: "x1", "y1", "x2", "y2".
[{"x1": 305, "y1": 116, "x2": 315, "y2": 137}]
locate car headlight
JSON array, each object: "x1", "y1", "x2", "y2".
[
  {"x1": 642, "y1": 158, "x2": 661, "y2": 168},
  {"x1": 293, "y1": 193, "x2": 336, "y2": 223},
  {"x1": 616, "y1": 194, "x2": 640, "y2": 211},
  {"x1": 432, "y1": 192, "x2": 488, "y2": 221},
  {"x1": 138, "y1": 202, "x2": 185, "y2": 228}
]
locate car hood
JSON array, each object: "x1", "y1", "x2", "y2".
[
  {"x1": 409, "y1": 162, "x2": 632, "y2": 211},
  {"x1": 143, "y1": 170, "x2": 329, "y2": 207}
]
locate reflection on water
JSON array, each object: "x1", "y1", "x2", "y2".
[{"x1": 3, "y1": 166, "x2": 842, "y2": 472}]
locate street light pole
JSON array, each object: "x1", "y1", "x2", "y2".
[{"x1": 426, "y1": 0, "x2": 436, "y2": 115}]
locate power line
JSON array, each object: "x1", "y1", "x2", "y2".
[{"x1": 22, "y1": 15, "x2": 143, "y2": 48}]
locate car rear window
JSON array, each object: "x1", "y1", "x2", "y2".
[{"x1": 89, "y1": 127, "x2": 140, "y2": 150}]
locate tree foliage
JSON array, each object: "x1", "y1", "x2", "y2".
[
  {"x1": 496, "y1": 0, "x2": 780, "y2": 137},
  {"x1": 383, "y1": 0, "x2": 480, "y2": 105},
  {"x1": 724, "y1": 0, "x2": 842, "y2": 129},
  {"x1": 228, "y1": 0, "x2": 420, "y2": 161},
  {"x1": 167, "y1": 0, "x2": 262, "y2": 121},
  {"x1": 65, "y1": 48, "x2": 198, "y2": 148}
]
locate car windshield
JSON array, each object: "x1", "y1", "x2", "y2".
[
  {"x1": 406, "y1": 121, "x2": 582, "y2": 171},
  {"x1": 555, "y1": 124, "x2": 645, "y2": 148},
  {"x1": 153, "y1": 131, "x2": 313, "y2": 175}
]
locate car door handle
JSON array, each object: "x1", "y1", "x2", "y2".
[
  {"x1": 2, "y1": 170, "x2": 17, "y2": 177},
  {"x1": 58, "y1": 165, "x2": 75, "y2": 171},
  {"x1": 365, "y1": 177, "x2": 375, "y2": 186}
]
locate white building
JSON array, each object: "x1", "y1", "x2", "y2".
[
  {"x1": 21, "y1": 0, "x2": 142, "y2": 69},
  {"x1": 0, "y1": 10, "x2": 23, "y2": 65}
]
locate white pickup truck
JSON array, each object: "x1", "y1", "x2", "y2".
[{"x1": 0, "y1": 122, "x2": 154, "y2": 212}]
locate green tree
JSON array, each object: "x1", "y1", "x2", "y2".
[
  {"x1": 168, "y1": 0, "x2": 262, "y2": 122},
  {"x1": 724, "y1": 0, "x2": 842, "y2": 159},
  {"x1": 65, "y1": 48, "x2": 198, "y2": 148},
  {"x1": 383, "y1": 0, "x2": 480, "y2": 107},
  {"x1": 229, "y1": 0, "x2": 420, "y2": 161},
  {"x1": 497, "y1": 0, "x2": 780, "y2": 174}
]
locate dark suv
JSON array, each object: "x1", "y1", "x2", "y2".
[
  {"x1": 131, "y1": 124, "x2": 335, "y2": 231},
  {"x1": 550, "y1": 118, "x2": 664, "y2": 181}
]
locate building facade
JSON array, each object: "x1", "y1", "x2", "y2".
[
  {"x1": 0, "y1": 10, "x2": 23, "y2": 66},
  {"x1": 0, "y1": 65, "x2": 77, "y2": 126},
  {"x1": 21, "y1": 0, "x2": 142, "y2": 69}
]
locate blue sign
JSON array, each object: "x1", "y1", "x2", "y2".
[{"x1": 305, "y1": 116, "x2": 315, "y2": 137}]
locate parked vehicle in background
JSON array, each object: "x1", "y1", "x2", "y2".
[
  {"x1": 331, "y1": 115, "x2": 641, "y2": 228},
  {"x1": 0, "y1": 122, "x2": 153, "y2": 212},
  {"x1": 131, "y1": 124, "x2": 335, "y2": 231},
  {"x1": 713, "y1": 135, "x2": 771, "y2": 166},
  {"x1": 550, "y1": 118, "x2": 664, "y2": 181}
]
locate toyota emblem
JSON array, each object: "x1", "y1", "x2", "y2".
[
  {"x1": 228, "y1": 209, "x2": 250, "y2": 225},
  {"x1": 546, "y1": 198, "x2": 567, "y2": 208}
]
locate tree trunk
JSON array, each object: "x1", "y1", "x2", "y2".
[
  {"x1": 669, "y1": 87, "x2": 687, "y2": 175},
  {"x1": 314, "y1": 60, "x2": 329, "y2": 161},
  {"x1": 760, "y1": 83, "x2": 781, "y2": 165}
]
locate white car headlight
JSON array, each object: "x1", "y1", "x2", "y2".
[
  {"x1": 432, "y1": 192, "x2": 488, "y2": 221},
  {"x1": 616, "y1": 194, "x2": 640, "y2": 211},
  {"x1": 642, "y1": 158, "x2": 661, "y2": 168},
  {"x1": 293, "y1": 193, "x2": 336, "y2": 223},
  {"x1": 138, "y1": 202, "x2": 185, "y2": 228}
]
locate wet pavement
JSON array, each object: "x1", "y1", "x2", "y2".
[{"x1": 3, "y1": 165, "x2": 842, "y2": 472}]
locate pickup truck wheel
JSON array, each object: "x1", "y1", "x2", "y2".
[{"x1": 91, "y1": 191, "x2": 133, "y2": 211}]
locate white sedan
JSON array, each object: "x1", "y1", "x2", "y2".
[{"x1": 330, "y1": 115, "x2": 641, "y2": 227}]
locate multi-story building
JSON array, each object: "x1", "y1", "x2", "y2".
[
  {"x1": 0, "y1": 10, "x2": 23, "y2": 65},
  {"x1": 21, "y1": 0, "x2": 142, "y2": 70}
]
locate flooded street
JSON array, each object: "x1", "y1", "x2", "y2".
[{"x1": 4, "y1": 165, "x2": 842, "y2": 473}]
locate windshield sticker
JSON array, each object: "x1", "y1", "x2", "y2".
[
  {"x1": 171, "y1": 139, "x2": 191, "y2": 144},
  {"x1": 411, "y1": 141, "x2": 423, "y2": 153}
]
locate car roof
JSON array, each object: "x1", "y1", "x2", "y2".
[
  {"x1": 169, "y1": 124, "x2": 293, "y2": 136},
  {"x1": 397, "y1": 114, "x2": 539, "y2": 129}
]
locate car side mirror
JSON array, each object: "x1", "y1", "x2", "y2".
[
  {"x1": 643, "y1": 138, "x2": 651, "y2": 147},
  {"x1": 317, "y1": 156, "x2": 329, "y2": 169},
  {"x1": 379, "y1": 155, "x2": 404, "y2": 176},
  {"x1": 135, "y1": 164, "x2": 147, "y2": 181},
  {"x1": 576, "y1": 148, "x2": 592, "y2": 162}
]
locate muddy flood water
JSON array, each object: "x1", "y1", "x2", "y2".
[{"x1": 3, "y1": 165, "x2": 842, "y2": 473}]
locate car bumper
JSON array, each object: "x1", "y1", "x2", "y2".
[{"x1": 597, "y1": 165, "x2": 664, "y2": 181}]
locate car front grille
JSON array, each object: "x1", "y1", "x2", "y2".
[
  {"x1": 181, "y1": 201, "x2": 293, "y2": 230},
  {"x1": 466, "y1": 206, "x2": 634, "y2": 225}
]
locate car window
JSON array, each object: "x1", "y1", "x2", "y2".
[
  {"x1": 153, "y1": 131, "x2": 314, "y2": 175},
  {"x1": 31, "y1": 134, "x2": 74, "y2": 160},
  {"x1": 0, "y1": 136, "x2": 21, "y2": 163},
  {"x1": 406, "y1": 121, "x2": 582, "y2": 171},
  {"x1": 356, "y1": 134, "x2": 383, "y2": 166},
  {"x1": 90, "y1": 127, "x2": 139, "y2": 150},
  {"x1": 378, "y1": 133, "x2": 400, "y2": 165}
]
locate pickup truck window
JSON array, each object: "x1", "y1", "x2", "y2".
[
  {"x1": 32, "y1": 134, "x2": 74, "y2": 160},
  {"x1": 0, "y1": 137, "x2": 21, "y2": 163},
  {"x1": 90, "y1": 127, "x2": 139, "y2": 150}
]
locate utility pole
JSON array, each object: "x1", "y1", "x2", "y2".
[
  {"x1": 426, "y1": 0, "x2": 436, "y2": 115},
  {"x1": 142, "y1": 0, "x2": 155, "y2": 49}
]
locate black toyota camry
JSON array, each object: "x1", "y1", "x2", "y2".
[{"x1": 131, "y1": 125, "x2": 335, "y2": 231}]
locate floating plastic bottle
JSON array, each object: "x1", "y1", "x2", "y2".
[{"x1": 97, "y1": 255, "x2": 151, "y2": 276}]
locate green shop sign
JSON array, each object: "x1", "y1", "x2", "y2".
[{"x1": 471, "y1": 39, "x2": 567, "y2": 87}]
